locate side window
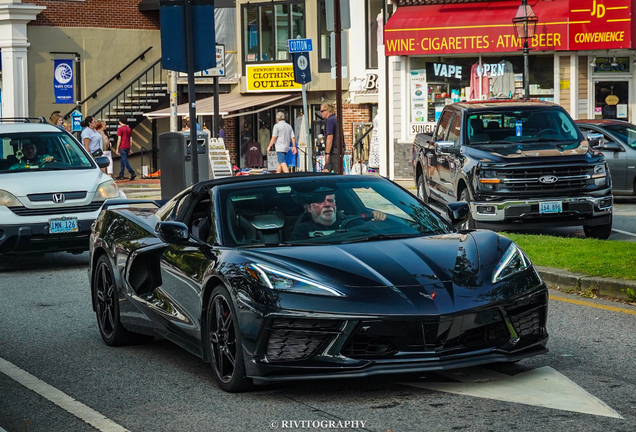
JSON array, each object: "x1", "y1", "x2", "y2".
[
  {"x1": 434, "y1": 111, "x2": 453, "y2": 141},
  {"x1": 156, "y1": 192, "x2": 189, "y2": 221},
  {"x1": 447, "y1": 115, "x2": 462, "y2": 144}
]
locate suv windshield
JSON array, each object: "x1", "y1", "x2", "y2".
[
  {"x1": 0, "y1": 131, "x2": 93, "y2": 173},
  {"x1": 467, "y1": 108, "x2": 580, "y2": 144},
  {"x1": 220, "y1": 178, "x2": 453, "y2": 247}
]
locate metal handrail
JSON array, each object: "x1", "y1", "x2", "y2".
[{"x1": 64, "y1": 46, "x2": 154, "y2": 118}]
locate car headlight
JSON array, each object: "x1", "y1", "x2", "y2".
[
  {"x1": 93, "y1": 179, "x2": 120, "y2": 201},
  {"x1": 0, "y1": 189, "x2": 23, "y2": 207},
  {"x1": 245, "y1": 263, "x2": 346, "y2": 297},
  {"x1": 492, "y1": 243, "x2": 531, "y2": 284},
  {"x1": 592, "y1": 164, "x2": 608, "y2": 186}
]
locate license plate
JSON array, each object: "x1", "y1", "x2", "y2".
[
  {"x1": 49, "y1": 217, "x2": 79, "y2": 234},
  {"x1": 539, "y1": 201, "x2": 562, "y2": 214}
]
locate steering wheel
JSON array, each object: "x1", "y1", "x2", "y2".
[
  {"x1": 340, "y1": 213, "x2": 374, "y2": 229},
  {"x1": 538, "y1": 129, "x2": 559, "y2": 137},
  {"x1": 40, "y1": 160, "x2": 70, "y2": 168}
]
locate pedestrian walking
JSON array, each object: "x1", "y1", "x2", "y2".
[
  {"x1": 50, "y1": 113, "x2": 64, "y2": 130},
  {"x1": 115, "y1": 116, "x2": 136, "y2": 181},
  {"x1": 96, "y1": 121, "x2": 113, "y2": 176},
  {"x1": 267, "y1": 111, "x2": 296, "y2": 173},
  {"x1": 81, "y1": 116, "x2": 103, "y2": 158},
  {"x1": 49, "y1": 110, "x2": 61, "y2": 125},
  {"x1": 320, "y1": 103, "x2": 339, "y2": 173}
]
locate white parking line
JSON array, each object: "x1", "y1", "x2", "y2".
[
  {"x1": 612, "y1": 228, "x2": 636, "y2": 237},
  {"x1": 0, "y1": 357, "x2": 129, "y2": 432}
]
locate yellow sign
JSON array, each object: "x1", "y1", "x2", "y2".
[
  {"x1": 246, "y1": 64, "x2": 301, "y2": 92},
  {"x1": 605, "y1": 95, "x2": 619, "y2": 106}
]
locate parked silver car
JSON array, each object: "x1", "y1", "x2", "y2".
[{"x1": 576, "y1": 120, "x2": 636, "y2": 196}]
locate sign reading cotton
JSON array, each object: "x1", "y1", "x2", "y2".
[{"x1": 53, "y1": 59, "x2": 74, "y2": 104}]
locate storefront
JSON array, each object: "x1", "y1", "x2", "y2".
[{"x1": 383, "y1": 0, "x2": 635, "y2": 178}]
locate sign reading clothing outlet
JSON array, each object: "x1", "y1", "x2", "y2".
[{"x1": 246, "y1": 64, "x2": 301, "y2": 92}]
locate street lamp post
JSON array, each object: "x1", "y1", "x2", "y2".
[{"x1": 513, "y1": 0, "x2": 538, "y2": 102}]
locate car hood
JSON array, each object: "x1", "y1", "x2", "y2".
[
  {"x1": 465, "y1": 141, "x2": 598, "y2": 162},
  {"x1": 240, "y1": 230, "x2": 538, "y2": 314},
  {"x1": 1, "y1": 169, "x2": 109, "y2": 197}
]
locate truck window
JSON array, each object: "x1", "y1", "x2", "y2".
[
  {"x1": 435, "y1": 111, "x2": 453, "y2": 141},
  {"x1": 447, "y1": 114, "x2": 462, "y2": 144}
]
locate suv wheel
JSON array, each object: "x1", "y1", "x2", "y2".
[
  {"x1": 583, "y1": 216, "x2": 612, "y2": 240},
  {"x1": 417, "y1": 176, "x2": 429, "y2": 203},
  {"x1": 459, "y1": 189, "x2": 476, "y2": 230}
]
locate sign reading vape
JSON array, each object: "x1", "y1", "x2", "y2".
[
  {"x1": 53, "y1": 59, "x2": 74, "y2": 104},
  {"x1": 433, "y1": 63, "x2": 462, "y2": 79}
]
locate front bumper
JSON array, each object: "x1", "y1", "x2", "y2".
[
  {"x1": 0, "y1": 220, "x2": 94, "y2": 254},
  {"x1": 242, "y1": 287, "x2": 549, "y2": 381},
  {"x1": 470, "y1": 195, "x2": 612, "y2": 229}
]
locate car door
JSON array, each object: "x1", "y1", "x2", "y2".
[
  {"x1": 158, "y1": 191, "x2": 219, "y2": 347},
  {"x1": 580, "y1": 125, "x2": 627, "y2": 192},
  {"x1": 427, "y1": 111, "x2": 453, "y2": 200},
  {"x1": 437, "y1": 112, "x2": 462, "y2": 202}
]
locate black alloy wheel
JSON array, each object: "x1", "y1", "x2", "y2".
[
  {"x1": 459, "y1": 189, "x2": 476, "y2": 230},
  {"x1": 417, "y1": 175, "x2": 429, "y2": 204},
  {"x1": 207, "y1": 285, "x2": 252, "y2": 392},
  {"x1": 93, "y1": 255, "x2": 153, "y2": 346}
]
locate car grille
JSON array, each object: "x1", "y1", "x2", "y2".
[
  {"x1": 8, "y1": 202, "x2": 103, "y2": 216},
  {"x1": 266, "y1": 318, "x2": 342, "y2": 362},
  {"x1": 484, "y1": 164, "x2": 596, "y2": 197},
  {"x1": 341, "y1": 292, "x2": 548, "y2": 360},
  {"x1": 27, "y1": 191, "x2": 87, "y2": 202}
]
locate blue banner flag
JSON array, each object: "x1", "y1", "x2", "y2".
[{"x1": 54, "y1": 59, "x2": 74, "y2": 104}]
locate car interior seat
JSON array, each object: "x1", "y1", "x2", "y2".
[
  {"x1": 469, "y1": 119, "x2": 490, "y2": 143},
  {"x1": 190, "y1": 199, "x2": 211, "y2": 242},
  {"x1": 486, "y1": 121, "x2": 500, "y2": 130}
]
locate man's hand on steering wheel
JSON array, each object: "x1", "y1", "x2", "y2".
[
  {"x1": 42, "y1": 156, "x2": 54, "y2": 163},
  {"x1": 371, "y1": 210, "x2": 386, "y2": 221}
]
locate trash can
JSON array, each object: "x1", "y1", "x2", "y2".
[{"x1": 158, "y1": 131, "x2": 209, "y2": 200}]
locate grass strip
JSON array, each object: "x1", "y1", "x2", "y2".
[{"x1": 502, "y1": 233, "x2": 636, "y2": 281}]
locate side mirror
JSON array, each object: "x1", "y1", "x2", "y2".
[
  {"x1": 602, "y1": 140, "x2": 622, "y2": 151},
  {"x1": 446, "y1": 202, "x2": 471, "y2": 227},
  {"x1": 156, "y1": 221, "x2": 190, "y2": 243},
  {"x1": 95, "y1": 156, "x2": 111, "y2": 169},
  {"x1": 436, "y1": 141, "x2": 459, "y2": 155},
  {"x1": 586, "y1": 133, "x2": 604, "y2": 149}
]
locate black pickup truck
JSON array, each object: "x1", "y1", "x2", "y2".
[{"x1": 413, "y1": 101, "x2": 613, "y2": 239}]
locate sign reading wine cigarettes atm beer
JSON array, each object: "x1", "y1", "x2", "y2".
[{"x1": 385, "y1": 0, "x2": 633, "y2": 56}]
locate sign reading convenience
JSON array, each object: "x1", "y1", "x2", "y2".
[
  {"x1": 385, "y1": 0, "x2": 632, "y2": 56},
  {"x1": 245, "y1": 64, "x2": 301, "y2": 92}
]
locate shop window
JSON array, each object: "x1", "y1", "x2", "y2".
[
  {"x1": 366, "y1": 0, "x2": 383, "y2": 70},
  {"x1": 242, "y1": 1, "x2": 305, "y2": 64},
  {"x1": 317, "y1": 0, "x2": 331, "y2": 72}
]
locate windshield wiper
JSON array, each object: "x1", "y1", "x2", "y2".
[{"x1": 341, "y1": 233, "x2": 420, "y2": 244}]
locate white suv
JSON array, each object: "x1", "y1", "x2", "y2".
[{"x1": 0, "y1": 119, "x2": 121, "y2": 255}]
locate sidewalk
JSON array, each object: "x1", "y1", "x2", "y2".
[{"x1": 112, "y1": 176, "x2": 636, "y2": 303}]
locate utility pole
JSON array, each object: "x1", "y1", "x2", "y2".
[
  {"x1": 185, "y1": 0, "x2": 199, "y2": 184},
  {"x1": 334, "y1": 0, "x2": 344, "y2": 175}
]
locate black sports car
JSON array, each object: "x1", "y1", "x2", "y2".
[{"x1": 89, "y1": 173, "x2": 548, "y2": 392}]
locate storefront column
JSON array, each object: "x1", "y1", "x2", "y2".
[
  {"x1": 377, "y1": 40, "x2": 388, "y2": 178},
  {"x1": 0, "y1": 1, "x2": 45, "y2": 117}
]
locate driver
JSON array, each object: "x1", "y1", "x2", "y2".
[
  {"x1": 9, "y1": 143, "x2": 53, "y2": 170},
  {"x1": 289, "y1": 194, "x2": 386, "y2": 240}
]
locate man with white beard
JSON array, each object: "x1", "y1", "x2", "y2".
[{"x1": 290, "y1": 194, "x2": 386, "y2": 240}]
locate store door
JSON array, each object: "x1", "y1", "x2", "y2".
[{"x1": 593, "y1": 80, "x2": 630, "y2": 120}]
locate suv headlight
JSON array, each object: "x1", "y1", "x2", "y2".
[
  {"x1": 492, "y1": 242, "x2": 531, "y2": 283},
  {"x1": 592, "y1": 164, "x2": 608, "y2": 186},
  {"x1": 93, "y1": 179, "x2": 119, "y2": 201},
  {"x1": 245, "y1": 263, "x2": 346, "y2": 297},
  {"x1": 0, "y1": 190, "x2": 23, "y2": 207}
]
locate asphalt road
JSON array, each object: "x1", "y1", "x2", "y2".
[{"x1": 1, "y1": 253, "x2": 636, "y2": 432}]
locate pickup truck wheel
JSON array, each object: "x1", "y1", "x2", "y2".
[
  {"x1": 583, "y1": 216, "x2": 612, "y2": 240},
  {"x1": 459, "y1": 189, "x2": 476, "y2": 230},
  {"x1": 417, "y1": 176, "x2": 429, "y2": 203}
]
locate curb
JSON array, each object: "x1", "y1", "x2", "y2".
[{"x1": 536, "y1": 266, "x2": 636, "y2": 302}]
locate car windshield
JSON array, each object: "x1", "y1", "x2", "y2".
[
  {"x1": 603, "y1": 124, "x2": 636, "y2": 149},
  {"x1": 467, "y1": 108, "x2": 580, "y2": 145},
  {"x1": 220, "y1": 178, "x2": 454, "y2": 247},
  {"x1": 0, "y1": 131, "x2": 94, "y2": 173}
]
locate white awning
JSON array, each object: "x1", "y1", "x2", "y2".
[{"x1": 144, "y1": 93, "x2": 301, "y2": 119}]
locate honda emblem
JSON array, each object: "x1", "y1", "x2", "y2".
[{"x1": 52, "y1": 193, "x2": 66, "y2": 203}]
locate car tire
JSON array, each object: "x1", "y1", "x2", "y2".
[
  {"x1": 417, "y1": 175, "x2": 429, "y2": 204},
  {"x1": 92, "y1": 255, "x2": 154, "y2": 346},
  {"x1": 583, "y1": 216, "x2": 612, "y2": 240},
  {"x1": 459, "y1": 189, "x2": 476, "y2": 230},
  {"x1": 207, "y1": 285, "x2": 252, "y2": 393}
]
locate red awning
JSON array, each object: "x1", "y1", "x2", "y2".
[{"x1": 384, "y1": 1, "x2": 634, "y2": 56}]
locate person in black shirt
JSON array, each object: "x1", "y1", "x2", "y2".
[{"x1": 289, "y1": 194, "x2": 386, "y2": 240}]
